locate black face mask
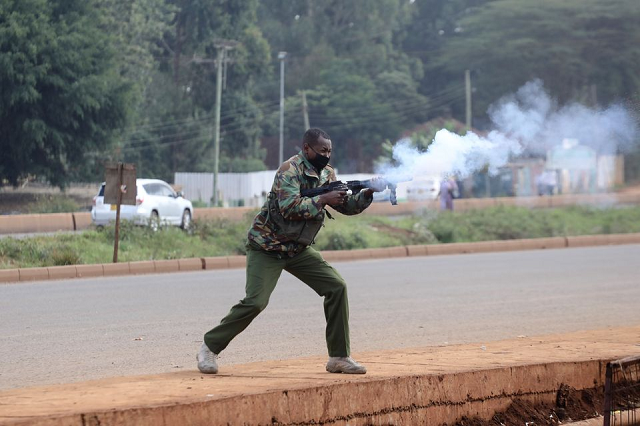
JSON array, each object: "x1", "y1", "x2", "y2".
[{"x1": 308, "y1": 146, "x2": 330, "y2": 170}]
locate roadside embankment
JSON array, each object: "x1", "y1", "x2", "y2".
[
  {"x1": 1, "y1": 233, "x2": 639, "y2": 284},
  {"x1": 1, "y1": 326, "x2": 639, "y2": 425},
  {"x1": 1, "y1": 192, "x2": 639, "y2": 235}
]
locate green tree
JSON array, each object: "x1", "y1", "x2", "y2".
[
  {"x1": 430, "y1": 0, "x2": 640, "y2": 120},
  {"x1": 402, "y1": 0, "x2": 486, "y2": 114},
  {"x1": 256, "y1": 0, "x2": 428, "y2": 172},
  {"x1": 97, "y1": 0, "x2": 176, "y2": 110},
  {"x1": 116, "y1": 0, "x2": 271, "y2": 180},
  {"x1": 0, "y1": 0, "x2": 131, "y2": 186}
]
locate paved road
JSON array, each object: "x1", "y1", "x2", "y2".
[{"x1": 1, "y1": 245, "x2": 639, "y2": 390}]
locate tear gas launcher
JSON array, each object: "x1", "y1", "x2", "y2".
[{"x1": 300, "y1": 176, "x2": 411, "y2": 205}]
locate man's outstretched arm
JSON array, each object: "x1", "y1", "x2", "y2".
[{"x1": 329, "y1": 177, "x2": 388, "y2": 216}]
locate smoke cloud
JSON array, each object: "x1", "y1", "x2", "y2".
[{"x1": 378, "y1": 79, "x2": 639, "y2": 180}]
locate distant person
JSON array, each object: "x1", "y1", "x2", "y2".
[
  {"x1": 197, "y1": 128, "x2": 387, "y2": 375},
  {"x1": 438, "y1": 175, "x2": 459, "y2": 211},
  {"x1": 536, "y1": 170, "x2": 557, "y2": 196}
]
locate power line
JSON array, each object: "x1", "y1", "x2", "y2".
[
  {"x1": 119, "y1": 85, "x2": 463, "y2": 147},
  {"x1": 305, "y1": 87, "x2": 464, "y2": 124},
  {"x1": 123, "y1": 99, "x2": 280, "y2": 139},
  {"x1": 311, "y1": 94, "x2": 466, "y2": 132},
  {"x1": 88, "y1": 85, "x2": 468, "y2": 161},
  {"x1": 106, "y1": 90, "x2": 467, "y2": 156}
]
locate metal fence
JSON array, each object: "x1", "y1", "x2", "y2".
[
  {"x1": 604, "y1": 355, "x2": 640, "y2": 426},
  {"x1": 175, "y1": 171, "x2": 276, "y2": 207}
]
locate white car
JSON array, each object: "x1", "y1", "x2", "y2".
[{"x1": 91, "y1": 179, "x2": 193, "y2": 229}]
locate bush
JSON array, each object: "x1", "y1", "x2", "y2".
[
  {"x1": 51, "y1": 246, "x2": 81, "y2": 266},
  {"x1": 319, "y1": 231, "x2": 368, "y2": 251},
  {"x1": 191, "y1": 200, "x2": 208, "y2": 208}
]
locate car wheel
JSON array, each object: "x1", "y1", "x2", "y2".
[
  {"x1": 149, "y1": 211, "x2": 160, "y2": 232},
  {"x1": 181, "y1": 209, "x2": 192, "y2": 230}
]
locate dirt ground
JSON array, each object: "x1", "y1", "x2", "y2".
[
  {"x1": 447, "y1": 383, "x2": 640, "y2": 426},
  {"x1": 0, "y1": 183, "x2": 98, "y2": 214},
  {"x1": 618, "y1": 183, "x2": 640, "y2": 193}
]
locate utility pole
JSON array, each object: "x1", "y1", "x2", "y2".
[
  {"x1": 212, "y1": 47, "x2": 224, "y2": 207},
  {"x1": 278, "y1": 51, "x2": 287, "y2": 166},
  {"x1": 211, "y1": 40, "x2": 238, "y2": 207},
  {"x1": 301, "y1": 90, "x2": 310, "y2": 131},
  {"x1": 465, "y1": 69, "x2": 472, "y2": 131}
]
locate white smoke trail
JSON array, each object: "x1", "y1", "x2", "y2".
[
  {"x1": 385, "y1": 130, "x2": 522, "y2": 180},
  {"x1": 378, "y1": 79, "x2": 638, "y2": 180},
  {"x1": 489, "y1": 79, "x2": 638, "y2": 156}
]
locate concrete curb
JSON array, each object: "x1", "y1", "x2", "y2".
[
  {"x1": 2, "y1": 362, "x2": 606, "y2": 426},
  {"x1": 2, "y1": 326, "x2": 639, "y2": 426},
  {"x1": 1, "y1": 233, "x2": 640, "y2": 284}
]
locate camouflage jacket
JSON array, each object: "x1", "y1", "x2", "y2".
[{"x1": 247, "y1": 152, "x2": 373, "y2": 256}]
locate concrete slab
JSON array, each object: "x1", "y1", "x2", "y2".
[
  {"x1": 1, "y1": 326, "x2": 639, "y2": 426},
  {"x1": 178, "y1": 258, "x2": 204, "y2": 271},
  {"x1": 75, "y1": 264, "x2": 104, "y2": 279},
  {"x1": 71, "y1": 212, "x2": 92, "y2": 230},
  {"x1": 608, "y1": 233, "x2": 640, "y2": 245},
  {"x1": 102, "y1": 263, "x2": 130, "y2": 277},
  {"x1": 128, "y1": 261, "x2": 156, "y2": 275},
  {"x1": 350, "y1": 248, "x2": 375, "y2": 260},
  {"x1": 493, "y1": 239, "x2": 525, "y2": 251},
  {"x1": 202, "y1": 257, "x2": 229, "y2": 270},
  {"x1": 47, "y1": 266, "x2": 77, "y2": 281},
  {"x1": 364, "y1": 248, "x2": 386, "y2": 259},
  {"x1": 194, "y1": 207, "x2": 255, "y2": 221},
  {"x1": 616, "y1": 192, "x2": 640, "y2": 204},
  {"x1": 406, "y1": 244, "x2": 428, "y2": 257},
  {"x1": 439, "y1": 241, "x2": 497, "y2": 254},
  {"x1": 226, "y1": 256, "x2": 246, "y2": 269},
  {"x1": 0, "y1": 214, "x2": 33, "y2": 233},
  {"x1": 0, "y1": 269, "x2": 20, "y2": 283},
  {"x1": 385, "y1": 246, "x2": 408, "y2": 258},
  {"x1": 464, "y1": 240, "x2": 498, "y2": 253},
  {"x1": 427, "y1": 242, "x2": 473, "y2": 255},
  {"x1": 37, "y1": 213, "x2": 74, "y2": 233},
  {"x1": 353, "y1": 247, "x2": 405, "y2": 259},
  {"x1": 567, "y1": 235, "x2": 606, "y2": 247},
  {"x1": 526, "y1": 236, "x2": 568, "y2": 249},
  {"x1": 18, "y1": 267, "x2": 49, "y2": 282},
  {"x1": 320, "y1": 250, "x2": 356, "y2": 262},
  {"x1": 153, "y1": 259, "x2": 180, "y2": 273}
]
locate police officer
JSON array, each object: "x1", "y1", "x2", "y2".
[{"x1": 197, "y1": 128, "x2": 387, "y2": 374}]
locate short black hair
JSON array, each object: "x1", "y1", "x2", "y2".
[{"x1": 303, "y1": 128, "x2": 330, "y2": 147}]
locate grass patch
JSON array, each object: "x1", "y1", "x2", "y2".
[
  {"x1": 1, "y1": 205, "x2": 640, "y2": 269},
  {"x1": 424, "y1": 205, "x2": 640, "y2": 243},
  {"x1": 314, "y1": 214, "x2": 437, "y2": 250},
  {"x1": 29, "y1": 195, "x2": 81, "y2": 213}
]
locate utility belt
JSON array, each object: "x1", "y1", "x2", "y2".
[
  {"x1": 245, "y1": 240, "x2": 306, "y2": 258},
  {"x1": 267, "y1": 192, "x2": 325, "y2": 246}
]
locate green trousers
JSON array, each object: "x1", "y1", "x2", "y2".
[{"x1": 204, "y1": 246, "x2": 350, "y2": 357}]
